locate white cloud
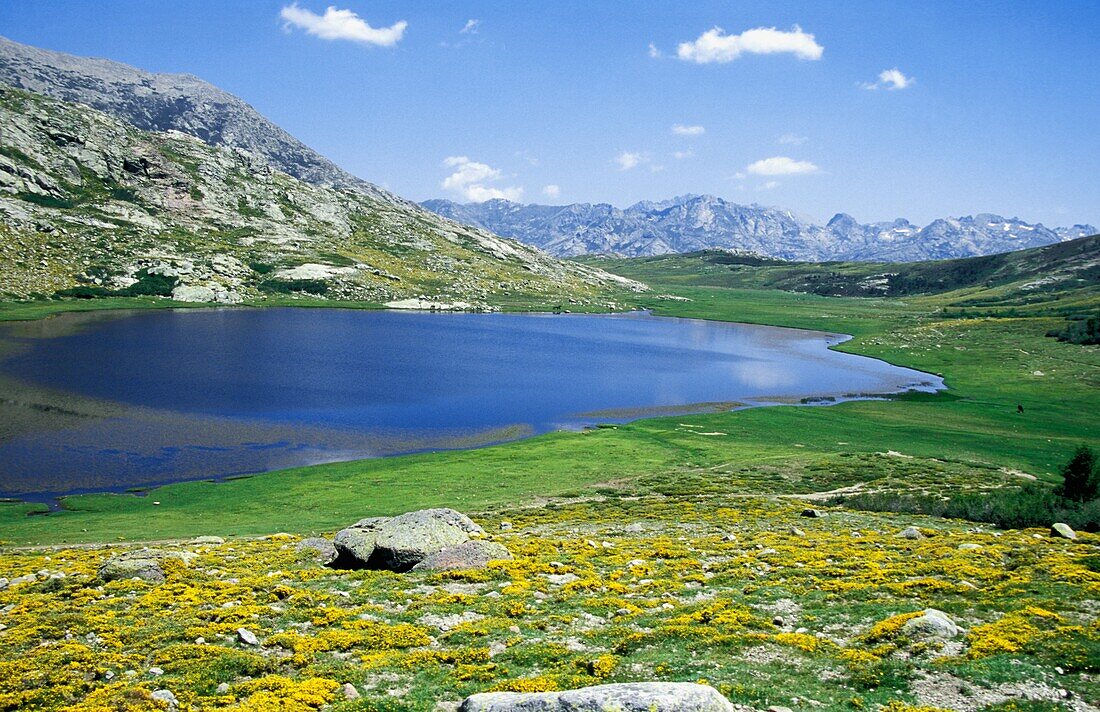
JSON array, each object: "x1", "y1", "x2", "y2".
[
  {"x1": 757, "y1": 180, "x2": 780, "y2": 191},
  {"x1": 777, "y1": 133, "x2": 808, "y2": 146},
  {"x1": 280, "y1": 4, "x2": 407, "y2": 47},
  {"x1": 460, "y1": 19, "x2": 480, "y2": 34},
  {"x1": 677, "y1": 25, "x2": 823, "y2": 64},
  {"x1": 614, "y1": 151, "x2": 647, "y2": 171},
  {"x1": 673, "y1": 149, "x2": 694, "y2": 160},
  {"x1": 647, "y1": 42, "x2": 662, "y2": 59},
  {"x1": 441, "y1": 156, "x2": 523, "y2": 202},
  {"x1": 862, "y1": 68, "x2": 914, "y2": 90},
  {"x1": 746, "y1": 156, "x2": 820, "y2": 176},
  {"x1": 671, "y1": 124, "x2": 705, "y2": 136},
  {"x1": 542, "y1": 184, "x2": 561, "y2": 199}
]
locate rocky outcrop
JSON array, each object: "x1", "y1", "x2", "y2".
[
  {"x1": 411, "y1": 540, "x2": 513, "y2": 572},
  {"x1": 901, "y1": 609, "x2": 962, "y2": 639},
  {"x1": 0, "y1": 37, "x2": 644, "y2": 306},
  {"x1": 1050, "y1": 523, "x2": 1077, "y2": 540},
  {"x1": 98, "y1": 548, "x2": 195, "y2": 583},
  {"x1": 328, "y1": 509, "x2": 502, "y2": 572},
  {"x1": 332, "y1": 517, "x2": 390, "y2": 567},
  {"x1": 459, "y1": 682, "x2": 735, "y2": 712},
  {"x1": 296, "y1": 537, "x2": 339, "y2": 566}
]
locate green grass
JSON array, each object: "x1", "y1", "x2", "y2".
[{"x1": 1, "y1": 274, "x2": 1097, "y2": 545}]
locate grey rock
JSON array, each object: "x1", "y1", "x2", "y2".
[
  {"x1": 1051, "y1": 523, "x2": 1077, "y2": 540},
  {"x1": 901, "y1": 609, "x2": 962, "y2": 639},
  {"x1": 171, "y1": 285, "x2": 216, "y2": 303},
  {"x1": 898, "y1": 527, "x2": 924, "y2": 540},
  {"x1": 768, "y1": 707, "x2": 795, "y2": 712},
  {"x1": 215, "y1": 683, "x2": 230, "y2": 695},
  {"x1": 459, "y1": 683, "x2": 734, "y2": 711},
  {"x1": 372, "y1": 508, "x2": 485, "y2": 572},
  {"x1": 296, "y1": 537, "x2": 338, "y2": 566},
  {"x1": 411, "y1": 540, "x2": 513, "y2": 572},
  {"x1": 191, "y1": 536, "x2": 224, "y2": 545},
  {"x1": 98, "y1": 548, "x2": 194, "y2": 583},
  {"x1": 800, "y1": 509, "x2": 825, "y2": 519},
  {"x1": 342, "y1": 683, "x2": 361, "y2": 701},
  {"x1": 332, "y1": 517, "x2": 391, "y2": 568},
  {"x1": 236, "y1": 627, "x2": 259, "y2": 646},
  {"x1": 957, "y1": 543, "x2": 982, "y2": 550},
  {"x1": 151, "y1": 689, "x2": 178, "y2": 709}
]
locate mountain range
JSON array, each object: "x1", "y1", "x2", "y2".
[
  {"x1": 0, "y1": 37, "x2": 638, "y2": 305},
  {"x1": 422, "y1": 195, "x2": 1096, "y2": 262}
]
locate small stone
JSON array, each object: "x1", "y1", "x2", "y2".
[
  {"x1": 237, "y1": 628, "x2": 259, "y2": 646},
  {"x1": 499, "y1": 521, "x2": 513, "y2": 531},
  {"x1": 343, "y1": 683, "x2": 361, "y2": 700},
  {"x1": 958, "y1": 543, "x2": 982, "y2": 550},
  {"x1": 898, "y1": 527, "x2": 923, "y2": 540},
  {"x1": 191, "y1": 536, "x2": 224, "y2": 545},
  {"x1": 216, "y1": 683, "x2": 231, "y2": 695},
  {"x1": 788, "y1": 527, "x2": 806, "y2": 537},
  {"x1": 194, "y1": 637, "x2": 205, "y2": 645},
  {"x1": 769, "y1": 706, "x2": 795, "y2": 712},
  {"x1": 1051, "y1": 523, "x2": 1077, "y2": 540},
  {"x1": 148, "y1": 667, "x2": 164, "y2": 676},
  {"x1": 772, "y1": 616, "x2": 785, "y2": 627}
]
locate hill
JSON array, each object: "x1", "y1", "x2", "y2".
[
  {"x1": 0, "y1": 87, "x2": 639, "y2": 306},
  {"x1": 423, "y1": 194, "x2": 1095, "y2": 262},
  {"x1": 580, "y1": 233, "x2": 1100, "y2": 312}
]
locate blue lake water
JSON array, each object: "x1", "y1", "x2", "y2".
[{"x1": 0, "y1": 308, "x2": 942, "y2": 499}]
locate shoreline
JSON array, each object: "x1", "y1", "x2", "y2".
[{"x1": 0, "y1": 300, "x2": 945, "y2": 506}]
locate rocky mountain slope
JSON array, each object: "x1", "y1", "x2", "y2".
[
  {"x1": 0, "y1": 88, "x2": 640, "y2": 305},
  {"x1": 423, "y1": 195, "x2": 1095, "y2": 262},
  {"x1": 0, "y1": 36, "x2": 386, "y2": 199}
]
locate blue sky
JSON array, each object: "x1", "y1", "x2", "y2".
[{"x1": 2, "y1": 1, "x2": 1097, "y2": 226}]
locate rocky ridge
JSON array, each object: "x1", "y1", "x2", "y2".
[
  {"x1": 0, "y1": 87, "x2": 642, "y2": 304},
  {"x1": 422, "y1": 195, "x2": 1096, "y2": 262}
]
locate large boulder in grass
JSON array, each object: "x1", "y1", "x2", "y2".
[
  {"x1": 296, "y1": 537, "x2": 339, "y2": 566},
  {"x1": 901, "y1": 609, "x2": 962, "y2": 639},
  {"x1": 459, "y1": 682, "x2": 734, "y2": 712},
  {"x1": 411, "y1": 540, "x2": 512, "y2": 572},
  {"x1": 98, "y1": 548, "x2": 195, "y2": 583},
  {"x1": 332, "y1": 517, "x2": 390, "y2": 567},
  {"x1": 372, "y1": 509, "x2": 485, "y2": 572}
]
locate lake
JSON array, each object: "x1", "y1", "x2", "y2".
[{"x1": 0, "y1": 308, "x2": 942, "y2": 499}]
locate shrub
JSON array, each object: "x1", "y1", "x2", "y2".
[{"x1": 1056, "y1": 445, "x2": 1099, "y2": 502}]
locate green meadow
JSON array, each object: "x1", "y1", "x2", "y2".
[{"x1": 1, "y1": 259, "x2": 1096, "y2": 545}]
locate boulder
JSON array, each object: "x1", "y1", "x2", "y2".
[
  {"x1": 372, "y1": 509, "x2": 485, "y2": 572},
  {"x1": 332, "y1": 517, "x2": 390, "y2": 568},
  {"x1": 98, "y1": 549, "x2": 194, "y2": 583},
  {"x1": 800, "y1": 509, "x2": 825, "y2": 519},
  {"x1": 901, "y1": 609, "x2": 962, "y2": 639},
  {"x1": 191, "y1": 536, "x2": 224, "y2": 545},
  {"x1": 151, "y1": 689, "x2": 178, "y2": 710},
  {"x1": 459, "y1": 683, "x2": 734, "y2": 712},
  {"x1": 898, "y1": 527, "x2": 923, "y2": 540},
  {"x1": 1051, "y1": 523, "x2": 1077, "y2": 540},
  {"x1": 237, "y1": 628, "x2": 259, "y2": 646},
  {"x1": 411, "y1": 540, "x2": 513, "y2": 572},
  {"x1": 296, "y1": 537, "x2": 338, "y2": 566},
  {"x1": 171, "y1": 285, "x2": 216, "y2": 303}
]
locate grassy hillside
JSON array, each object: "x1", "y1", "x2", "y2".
[{"x1": 580, "y1": 234, "x2": 1099, "y2": 306}]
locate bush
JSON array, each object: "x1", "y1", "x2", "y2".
[
  {"x1": 259, "y1": 278, "x2": 328, "y2": 295},
  {"x1": 1056, "y1": 445, "x2": 1099, "y2": 502}
]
